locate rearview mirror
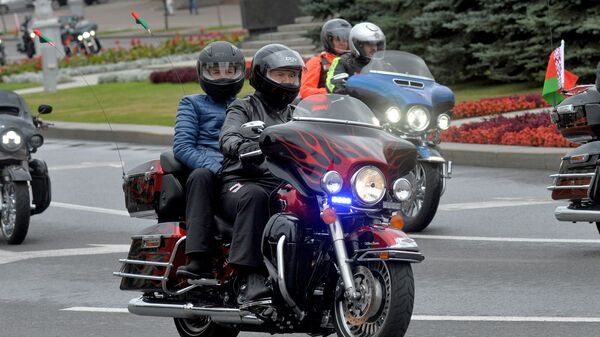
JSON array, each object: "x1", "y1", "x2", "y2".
[
  {"x1": 331, "y1": 73, "x2": 349, "y2": 84},
  {"x1": 38, "y1": 105, "x2": 52, "y2": 114},
  {"x1": 240, "y1": 121, "x2": 265, "y2": 140}
]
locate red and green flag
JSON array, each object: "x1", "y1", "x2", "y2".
[
  {"x1": 33, "y1": 29, "x2": 55, "y2": 46},
  {"x1": 542, "y1": 40, "x2": 578, "y2": 105},
  {"x1": 131, "y1": 11, "x2": 151, "y2": 34}
]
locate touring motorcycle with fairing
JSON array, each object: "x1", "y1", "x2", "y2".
[
  {"x1": 336, "y1": 50, "x2": 455, "y2": 232},
  {"x1": 0, "y1": 90, "x2": 52, "y2": 244},
  {"x1": 115, "y1": 94, "x2": 423, "y2": 337},
  {"x1": 547, "y1": 83, "x2": 600, "y2": 233}
]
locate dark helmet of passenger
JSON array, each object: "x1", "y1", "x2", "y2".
[
  {"x1": 349, "y1": 22, "x2": 386, "y2": 61},
  {"x1": 321, "y1": 18, "x2": 352, "y2": 55},
  {"x1": 249, "y1": 44, "x2": 306, "y2": 109},
  {"x1": 196, "y1": 41, "x2": 245, "y2": 102}
]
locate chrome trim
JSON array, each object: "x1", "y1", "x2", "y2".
[
  {"x1": 292, "y1": 117, "x2": 382, "y2": 130},
  {"x1": 351, "y1": 166, "x2": 386, "y2": 206},
  {"x1": 118, "y1": 259, "x2": 170, "y2": 267},
  {"x1": 441, "y1": 161, "x2": 452, "y2": 196},
  {"x1": 550, "y1": 173, "x2": 595, "y2": 178},
  {"x1": 392, "y1": 78, "x2": 424, "y2": 89},
  {"x1": 356, "y1": 250, "x2": 424, "y2": 263},
  {"x1": 127, "y1": 297, "x2": 263, "y2": 325},
  {"x1": 368, "y1": 70, "x2": 434, "y2": 81},
  {"x1": 547, "y1": 184, "x2": 590, "y2": 190},
  {"x1": 112, "y1": 272, "x2": 165, "y2": 281},
  {"x1": 419, "y1": 156, "x2": 446, "y2": 163},
  {"x1": 554, "y1": 206, "x2": 600, "y2": 223},
  {"x1": 328, "y1": 218, "x2": 359, "y2": 300},
  {"x1": 161, "y1": 236, "x2": 199, "y2": 295},
  {"x1": 276, "y1": 236, "x2": 305, "y2": 320},
  {"x1": 239, "y1": 150, "x2": 263, "y2": 159}
]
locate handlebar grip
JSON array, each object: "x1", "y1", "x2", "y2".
[{"x1": 239, "y1": 149, "x2": 263, "y2": 159}]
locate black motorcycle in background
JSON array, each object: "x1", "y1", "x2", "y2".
[
  {"x1": 0, "y1": 90, "x2": 52, "y2": 245},
  {"x1": 16, "y1": 16, "x2": 36, "y2": 59},
  {"x1": 59, "y1": 15, "x2": 101, "y2": 56}
]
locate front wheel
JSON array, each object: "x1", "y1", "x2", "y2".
[
  {"x1": 333, "y1": 262, "x2": 415, "y2": 337},
  {"x1": 173, "y1": 317, "x2": 239, "y2": 337},
  {"x1": 401, "y1": 162, "x2": 442, "y2": 232},
  {"x1": 0, "y1": 181, "x2": 31, "y2": 245}
]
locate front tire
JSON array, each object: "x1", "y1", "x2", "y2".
[
  {"x1": 1, "y1": 181, "x2": 31, "y2": 245},
  {"x1": 333, "y1": 262, "x2": 415, "y2": 337},
  {"x1": 402, "y1": 162, "x2": 442, "y2": 232},
  {"x1": 173, "y1": 317, "x2": 239, "y2": 337}
]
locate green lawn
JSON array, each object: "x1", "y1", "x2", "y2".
[
  {"x1": 451, "y1": 82, "x2": 540, "y2": 102},
  {"x1": 23, "y1": 81, "x2": 255, "y2": 126},
  {"x1": 0, "y1": 82, "x2": 42, "y2": 91}
]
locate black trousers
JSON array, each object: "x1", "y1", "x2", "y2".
[
  {"x1": 220, "y1": 180, "x2": 279, "y2": 268},
  {"x1": 184, "y1": 168, "x2": 217, "y2": 254}
]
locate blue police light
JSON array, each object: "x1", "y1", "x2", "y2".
[{"x1": 331, "y1": 196, "x2": 352, "y2": 205}]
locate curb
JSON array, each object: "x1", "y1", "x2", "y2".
[{"x1": 41, "y1": 122, "x2": 569, "y2": 171}]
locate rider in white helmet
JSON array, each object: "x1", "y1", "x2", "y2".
[{"x1": 326, "y1": 22, "x2": 385, "y2": 94}]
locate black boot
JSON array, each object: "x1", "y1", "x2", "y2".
[
  {"x1": 238, "y1": 272, "x2": 271, "y2": 304},
  {"x1": 176, "y1": 253, "x2": 213, "y2": 279}
]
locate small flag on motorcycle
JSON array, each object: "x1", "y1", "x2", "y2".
[
  {"x1": 131, "y1": 11, "x2": 151, "y2": 34},
  {"x1": 33, "y1": 29, "x2": 55, "y2": 46},
  {"x1": 542, "y1": 40, "x2": 578, "y2": 106}
]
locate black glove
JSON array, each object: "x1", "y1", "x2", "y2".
[
  {"x1": 238, "y1": 141, "x2": 264, "y2": 165},
  {"x1": 238, "y1": 141, "x2": 260, "y2": 156}
]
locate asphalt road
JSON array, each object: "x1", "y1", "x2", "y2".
[{"x1": 1, "y1": 139, "x2": 599, "y2": 337}]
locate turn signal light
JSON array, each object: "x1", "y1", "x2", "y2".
[
  {"x1": 321, "y1": 207, "x2": 337, "y2": 224},
  {"x1": 390, "y1": 215, "x2": 405, "y2": 230}
]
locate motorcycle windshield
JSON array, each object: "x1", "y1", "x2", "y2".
[
  {"x1": 361, "y1": 50, "x2": 434, "y2": 80},
  {"x1": 293, "y1": 94, "x2": 380, "y2": 126}
]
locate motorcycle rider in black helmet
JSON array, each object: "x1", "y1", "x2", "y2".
[
  {"x1": 219, "y1": 44, "x2": 305, "y2": 304},
  {"x1": 326, "y1": 22, "x2": 386, "y2": 94},
  {"x1": 175, "y1": 41, "x2": 245, "y2": 279}
]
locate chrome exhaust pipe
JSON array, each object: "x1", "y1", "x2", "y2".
[
  {"x1": 128, "y1": 297, "x2": 263, "y2": 325},
  {"x1": 555, "y1": 206, "x2": 600, "y2": 223}
]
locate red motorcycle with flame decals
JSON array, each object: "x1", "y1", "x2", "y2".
[{"x1": 115, "y1": 94, "x2": 423, "y2": 337}]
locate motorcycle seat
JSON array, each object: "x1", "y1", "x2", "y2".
[{"x1": 160, "y1": 151, "x2": 187, "y2": 174}]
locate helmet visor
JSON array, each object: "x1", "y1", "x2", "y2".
[
  {"x1": 266, "y1": 68, "x2": 302, "y2": 86},
  {"x1": 262, "y1": 49, "x2": 306, "y2": 86},
  {"x1": 354, "y1": 38, "x2": 386, "y2": 59},
  {"x1": 201, "y1": 62, "x2": 244, "y2": 81},
  {"x1": 329, "y1": 27, "x2": 351, "y2": 53}
]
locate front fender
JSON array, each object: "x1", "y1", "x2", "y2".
[
  {"x1": 416, "y1": 144, "x2": 446, "y2": 163},
  {"x1": 3, "y1": 165, "x2": 31, "y2": 181},
  {"x1": 351, "y1": 225, "x2": 424, "y2": 263}
]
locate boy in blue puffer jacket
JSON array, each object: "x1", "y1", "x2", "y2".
[{"x1": 173, "y1": 41, "x2": 245, "y2": 279}]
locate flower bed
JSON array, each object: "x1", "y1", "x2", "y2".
[
  {"x1": 441, "y1": 113, "x2": 576, "y2": 147},
  {"x1": 453, "y1": 94, "x2": 550, "y2": 119},
  {"x1": 0, "y1": 29, "x2": 247, "y2": 79}
]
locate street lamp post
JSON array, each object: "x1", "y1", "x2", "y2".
[{"x1": 33, "y1": 0, "x2": 64, "y2": 93}]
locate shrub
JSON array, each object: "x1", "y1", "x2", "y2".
[{"x1": 453, "y1": 94, "x2": 551, "y2": 119}]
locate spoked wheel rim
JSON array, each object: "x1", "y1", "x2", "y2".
[
  {"x1": 402, "y1": 163, "x2": 425, "y2": 218},
  {"x1": 0, "y1": 183, "x2": 17, "y2": 238},
  {"x1": 335, "y1": 261, "x2": 392, "y2": 337},
  {"x1": 176, "y1": 317, "x2": 212, "y2": 336}
]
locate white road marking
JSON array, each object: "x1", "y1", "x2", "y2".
[
  {"x1": 61, "y1": 307, "x2": 129, "y2": 313},
  {"x1": 49, "y1": 162, "x2": 123, "y2": 171},
  {"x1": 412, "y1": 315, "x2": 600, "y2": 323},
  {"x1": 0, "y1": 244, "x2": 130, "y2": 265},
  {"x1": 439, "y1": 198, "x2": 556, "y2": 211},
  {"x1": 50, "y1": 201, "x2": 130, "y2": 217},
  {"x1": 58, "y1": 308, "x2": 600, "y2": 323},
  {"x1": 410, "y1": 234, "x2": 600, "y2": 244}
]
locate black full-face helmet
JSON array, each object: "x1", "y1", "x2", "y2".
[
  {"x1": 197, "y1": 41, "x2": 245, "y2": 102},
  {"x1": 349, "y1": 22, "x2": 386, "y2": 61},
  {"x1": 321, "y1": 18, "x2": 351, "y2": 55},
  {"x1": 249, "y1": 44, "x2": 306, "y2": 109}
]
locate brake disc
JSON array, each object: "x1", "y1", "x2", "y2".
[{"x1": 343, "y1": 265, "x2": 383, "y2": 326}]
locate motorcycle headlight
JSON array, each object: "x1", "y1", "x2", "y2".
[
  {"x1": 352, "y1": 166, "x2": 386, "y2": 205},
  {"x1": 29, "y1": 134, "x2": 44, "y2": 148},
  {"x1": 1, "y1": 130, "x2": 23, "y2": 152},
  {"x1": 77, "y1": 35, "x2": 83, "y2": 41},
  {"x1": 437, "y1": 114, "x2": 451, "y2": 130},
  {"x1": 321, "y1": 171, "x2": 343, "y2": 195},
  {"x1": 406, "y1": 105, "x2": 430, "y2": 132},
  {"x1": 90, "y1": 30, "x2": 96, "y2": 37},
  {"x1": 385, "y1": 107, "x2": 401, "y2": 124},
  {"x1": 82, "y1": 32, "x2": 91, "y2": 39},
  {"x1": 30, "y1": 32, "x2": 36, "y2": 39},
  {"x1": 392, "y1": 178, "x2": 412, "y2": 201}
]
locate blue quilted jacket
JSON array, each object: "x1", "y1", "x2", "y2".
[{"x1": 173, "y1": 94, "x2": 232, "y2": 173}]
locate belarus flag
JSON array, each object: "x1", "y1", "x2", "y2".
[{"x1": 542, "y1": 40, "x2": 578, "y2": 105}]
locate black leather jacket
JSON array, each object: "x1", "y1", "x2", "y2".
[{"x1": 219, "y1": 91, "x2": 293, "y2": 183}]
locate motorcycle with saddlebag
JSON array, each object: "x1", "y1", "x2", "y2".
[
  {"x1": 0, "y1": 90, "x2": 52, "y2": 244},
  {"x1": 115, "y1": 95, "x2": 424, "y2": 337},
  {"x1": 335, "y1": 50, "x2": 455, "y2": 232}
]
